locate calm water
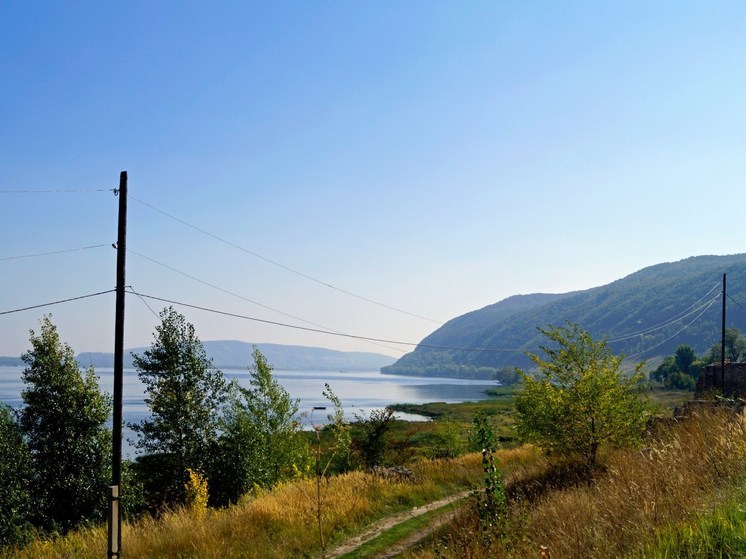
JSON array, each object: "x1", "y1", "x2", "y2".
[{"x1": 0, "y1": 366, "x2": 497, "y2": 456}]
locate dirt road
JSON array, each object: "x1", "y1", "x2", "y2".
[{"x1": 326, "y1": 490, "x2": 470, "y2": 559}]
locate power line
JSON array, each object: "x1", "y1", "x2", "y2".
[
  {"x1": 607, "y1": 284, "x2": 722, "y2": 342},
  {"x1": 726, "y1": 293, "x2": 746, "y2": 314},
  {"x1": 0, "y1": 289, "x2": 116, "y2": 316},
  {"x1": 129, "y1": 195, "x2": 443, "y2": 325},
  {"x1": 0, "y1": 244, "x2": 108, "y2": 262},
  {"x1": 128, "y1": 286, "x2": 161, "y2": 319},
  {"x1": 0, "y1": 188, "x2": 115, "y2": 193},
  {"x1": 128, "y1": 289, "x2": 534, "y2": 353},
  {"x1": 625, "y1": 295, "x2": 720, "y2": 360},
  {"x1": 607, "y1": 282, "x2": 720, "y2": 341},
  {"x1": 127, "y1": 249, "x2": 405, "y2": 354}
]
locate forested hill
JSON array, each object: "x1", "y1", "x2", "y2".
[{"x1": 382, "y1": 254, "x2": 746, "y2": 380}]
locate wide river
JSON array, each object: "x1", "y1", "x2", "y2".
[{"x1": 0, "y1": 366, "x2": 497, "y2": 456}]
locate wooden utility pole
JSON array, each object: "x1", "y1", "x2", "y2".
[
  {"x1": 109, "y1": 171, "x2": 127, "y2": 558},
  {"x1": 721, "y1": 272, "x2": 726, "y2": 394}
]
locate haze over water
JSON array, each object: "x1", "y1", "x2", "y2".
[{"x1": 0, "y1": 366, "x2": 497, "y2": 456}]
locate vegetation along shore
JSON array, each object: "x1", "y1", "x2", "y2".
[{"x1": 2, "y1": 308, "x2": 746, "y2": 558}]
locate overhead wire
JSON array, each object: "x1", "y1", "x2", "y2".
[
  {"x1": 127, "y1": 248, "x2": 406, "y2": 354},
  {"x1": 0, "y1": 244, "x2": 108, "y2": 261},
  {"x1": 0, "y1": 289, "x2": 116, "y2": 316},
  {"x1": 127, "y1": 289, "x2": 536, "y2": 353},
  {"x1": 606, "y1": 281, "x2": 721, "y2": 342},
  {"x1": 624, "y1": 294, "x2": 721, "y2": 360},
  {"x1": 726, "y1": 293, "x2": 746, "y2": 314},
  {"x1": 0, "y1": 188, "x2": 115, "y2": 193},
  {"x1": 127, "y1": 286, "x2": 161, "y2": 320},
  {"x1": 128, "y1": 195, "x2": 443, "y2": 325}
]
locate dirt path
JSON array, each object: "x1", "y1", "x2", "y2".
[{"x1": 326, "y1": 490, "x2": 470, "y2": 559}]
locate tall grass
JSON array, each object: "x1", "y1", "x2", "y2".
[
  {"x1": 2, "y1": 455, "x2": 484, "y2": 559},
  {"x1": 630, "y1": 500, "x2": 746, "y2": 559},
  {"x1": 406, "y1": 409, "x2": 746, "y2": 559}
]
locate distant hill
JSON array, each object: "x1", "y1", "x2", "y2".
[
  {"x1": 0, "y1": 356, "x2": 23, "y2": 367},
  {"x1": 73, "y1": 341, "x2": 395, "y2": 371},
  {"x1": 383, "y1": 254, "x2": 746, "y2": 380}
]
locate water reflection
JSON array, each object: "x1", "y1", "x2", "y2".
[{"x1": 1, "y1": 366, "x2": 498, "y2": 456}]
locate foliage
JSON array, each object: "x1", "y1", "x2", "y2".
[
  {"x1": 633, "y1": 502, "x2": 746, "y2": 559},
  {"x1": 425, "y1": 419, "x2": 462, "y2": 460},
  {"x1": 183, "y1": 469, "x2": 208, "y2": 518},
  {"x1": 651, "y1": 344, "x2": 702, "y2": 390},
  {"x1": 401, "y1": 410, "x2": 746, "y2": 559},
  {"x1": 208, "y1": 348, "x2": 310, "y2": 507},
  {"x1": 0, "y1": 404, "x2": 33, "y2": 549},
  {"x1": 310, "y1": 383, "x2": 353, "y2": 559},
  {"x1": 468, "y1": 410, "x2": 498, "y2": 453},
  {"x1": 385, "y1": 255, "x2": 746, "y2": 375},
  {"x1": 320, "y1": 382, "x2": 353, "y2": 472},
  {"x1": 20, "y1": 316, "x2": 111, "y2": 533},
  {"x1": 515, "y1": 323, "x2": 649, "y2": 467},
  {"x1": 352, "y1": 407, "x2": 397, "y2": 469},
  {"x1": 130, "y1": 307, "x2": 226, "y2": 506},
  {"x1": 382, "y1": 363, "x2": 520, "y2": 382},
  {"x1": 474, "y1": 421, "x2": 508, "y2": 540},
  {"x1": 2, "y1": 455, "x2": 482, "y2": 559},
  {"x1": 706, "y1": 327, "x2": 746, "y2": 363},
  {"x1": 120, "y1": 460, "x2": 146, "y2": 520}
]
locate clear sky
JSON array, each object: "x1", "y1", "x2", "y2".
[{"x1": 1, "y1": 2, "x2": 745, "y2": 359}]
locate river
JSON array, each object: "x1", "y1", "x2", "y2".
[{"x1": 0, "y1": 366, "x2": 497, "y2": 456}]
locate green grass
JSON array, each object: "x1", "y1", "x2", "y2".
[
  {"x1": 646, "y1": 389, "x2": 693, "y2": 413},
  {"x1": 336, "y1": 499, "x2": 466, "y2": 559},
  {"x1": 630, "y1": 501, "x2": 746, "y2": 559}
]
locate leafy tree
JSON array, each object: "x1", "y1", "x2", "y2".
[
  {"x1": 674, "y1": 344, "x2": 696, "y2": 374},
  {"x1": 707, "y1": 327, "x2": 746, "y2": 363},
  {"x1": 352, "y1": 407, "x2": 397, "y2": 468},
  {"x1": 515, "y1": 323, "x2": 649, "y2": 467},
  {"x1": 665, "y1": 371, "x2": 696, "y2": 390},
  {"x1": 130, "y1": 307, "x2": 226, "y2": 506},
  {"x1": 209, "y1": 348, "x2": 309, "y2": 507},
  {"x1": 0, "y1": 404, "x2": 33, "y2": 548},
  {"x1": 651, "y1": 344, "x2": 700, "y2": 390},
  {"x1": 20, "y1": 316, "x2": 111, "y2": 533}
]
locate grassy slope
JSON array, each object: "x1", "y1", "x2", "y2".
[
  {"x1": 1, "y1": 457, "x2": 484, "y2": 559},
  {"x1": 404, "y1": 407, "x2": 746, "y2": 559},
  {"x1": 2, "y1": 389, "x2": 701, "y2": 559}
]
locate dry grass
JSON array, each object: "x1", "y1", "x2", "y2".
[
  {"x1": 2, "y1": 455, "x2": 484, "y2": 559},
  {"x1": 405, "y1": 408, "x2": 746, "y2": 559}
]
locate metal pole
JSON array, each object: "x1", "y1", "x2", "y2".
[
  {"x1": 110, "y1": 171, "x2": 127, "y2": 558},
  {"x1": 721, "y1": 272, "x2": 726, "y2": 394}
]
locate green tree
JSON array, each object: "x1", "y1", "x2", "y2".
[
  {"x1": 352, "y1": 407, "x2": 397, "y2": 469},
  {"x1": 130, "y1": 307, "x2": 226, "y2": 506},
  {"x1": 0, "y1": 404, "x2": 33, "y2": 548},
  {"x1": 515, "y1": 323, "x2": 649, "y2": 467},
  {"x1": 651, "y1": 344, "x2": 699, "y2": 390},
  {"x1": 707, "y1": 327, "x2": 746, "y2": 363},
  {"x1": 674, "y1": 344, "x2": 696, "y2": 374},
  {"x1": 20, "y1": 316, "x2": 111, "y2": 533},
  {"x1": 209, "y1": 348, "x2": 309, "y2": 507}
]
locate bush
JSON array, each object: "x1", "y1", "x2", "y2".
[{"x1": 352, "y1": 408, "x2": 397, "y2": 468}]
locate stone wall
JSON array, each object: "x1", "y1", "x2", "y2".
[{"x1": 696, "y1": 363, "x2": 746, "y2": 397}]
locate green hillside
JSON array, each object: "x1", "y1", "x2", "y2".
[{"x1": 383, "y1": 254, "x2": 746, "y2": 379}]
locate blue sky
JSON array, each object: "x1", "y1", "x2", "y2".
[{"x1": 1, "y1": 2, "x2": 745, "y2": 359}]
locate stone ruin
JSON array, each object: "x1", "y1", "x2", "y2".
[{"x1": 695, "y1": 363, "x2": 746, "y2": 398}]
